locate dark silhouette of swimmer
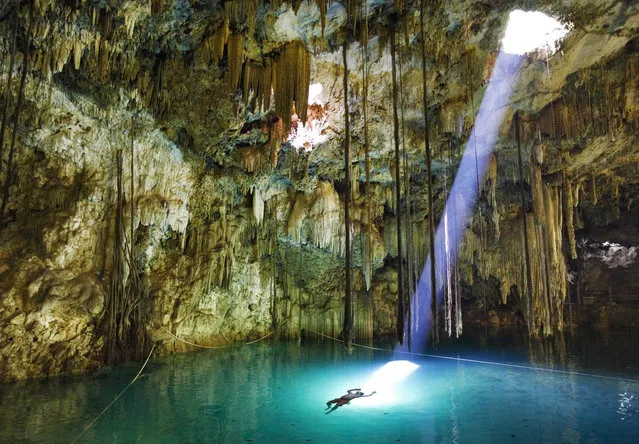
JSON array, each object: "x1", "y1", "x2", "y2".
[{"x1": 325, "y1": 388, "x2": 376, "y2": 413}]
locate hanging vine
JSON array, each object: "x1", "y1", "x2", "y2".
[
  {"x1": 0, "y1": 1, "x2": 33, "y2": 225},
  {"x1": 360, "y1": 0, "x2": 372, "y2": 293},
  {"x1": 443, "y1": 140, "x2": 452, "y2": 336},
  {"x1": 341, "y1": 23, "x2": 354, "y2": 351},
  {"x1": 419, "y1": 0, "x2": 438, "y2": 347},
  {"x1": 390, "y1": 22, "x2": 405, "y2": 345},
  {"x1": 450, "y1": 140, "x2": 462, "y2": 338},
  {"x1": 397, "y1": 15, "x2": 414, "y2": 349},
  {"x1": 102, "y1": 119, "x2": 149, "y2": 364},
  {"x1": 0, "y1": 2, "x2": 19, "y2": 185}
]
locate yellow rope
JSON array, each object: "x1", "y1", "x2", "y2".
[
  {"x1": 162, "y1": 320, "x2": 639, "y2": 385},
  {"x1": 159, "y1": 326, "x2": 274, "y2": 350},
  {"x1": 72, "y1": 343, "x2": 156, "y2": 443},
  {"x1": 300, "y1": 325, "x2": 639, "y2": 384}
]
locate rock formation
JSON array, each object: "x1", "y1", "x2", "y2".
[{"x1": 0, "y1": 0, "x2": 638, "y2": 381}]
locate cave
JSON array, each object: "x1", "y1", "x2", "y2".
[{"x1": 1, "y1": 0, "x2": 638, "y2": 442}]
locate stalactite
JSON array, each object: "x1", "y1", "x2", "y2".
[
  {"x1": 487, "y1": 153, "x2": 500, "y2": 241},
  {"x1": 227, "y1": 34, "x2": 244, "y2": 92},
  {"x1": 390, "y1": 25, "x2": 405, "y2": 346},
  {"x1": 72, "y1": 40, "x2": 83, "y2": 69},
  {"x1": 97, "y1": 39, "x2": 109, "y2": 81},
  {"x1": 244, "y1": 60, "x2": 272, "y2": 114},
  {"x1": 225, "y1": 0, "x2": 257, "y2": 36},
  {"x1": 253, "y1": 186, "x2": 264, "y2": 225},
  {"x1": 529, "y1": 137, "x2": 563, "y2": 335},
  {"x1": 272, "y1": 41, "x2": 310, "y2": 127},
  {"x1": 341, "y1": 39, "x2": 353, "y2": 350},
  {"x1": 419, "y1": 0, "x2": 438, "y2": 347},
  {"x1": 562, "y1": 172, "x2": 577, "y2": 260},
  {"x1": 317, "y1": 0, "x2": 328, "y2": 38},
  {"x1": 515, "y1": 113, "x2": 535, "y2": 335},
  {"x1": 213, "y1": 23, "x2": 230, "y2": 64},
  {"x1": 268, "y1": 118, "x2": 284, "y2": 167},
  {"x1": 541, "y1": 185, "x2": 556, "y2": 331}
]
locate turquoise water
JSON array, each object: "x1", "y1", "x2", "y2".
[{"x1": 1, "y1": 329, "x2": 638, "y2": 443}]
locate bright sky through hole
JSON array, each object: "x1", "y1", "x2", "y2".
[
  {"x1": 307, "y1": 83, "x2": 324, "y2": 106},
  {"x1": 288, "y1": 83, "x2": 328, "y2": 150},
  {"x1": 405, "y1": 11, "x2": 568, "y2": 351},
  {"x1": 502, "y1": 10, "x2": 570, "y2": 56}
]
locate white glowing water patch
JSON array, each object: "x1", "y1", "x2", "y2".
[
  {"x1": 502, "y1": 10, "x2": 570, "y2": 56},
  {"x1": 359, "y1": 360, "x2": 420, "y2": 407}
]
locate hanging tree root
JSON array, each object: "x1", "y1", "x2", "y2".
[
  {"x1": 390, "y1": 22, "x2": 405, "y2": 345},
  {"x1": 0, "y1": 1, "x2": 32, "y2": 226},
  {"x1": 341, "y1": 34, "x2": 354, "y2": 351},
  {"x1": 420, "y1": 0, "x2": 439, "y2": 347}
]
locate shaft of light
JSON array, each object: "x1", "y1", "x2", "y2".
[{"x1": 407, "y1": 51, "x2": 525, "y2": 351}]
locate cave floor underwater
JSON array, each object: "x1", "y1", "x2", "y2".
[{"x1": 1, "y1": 326, "x2": 637, "y2": 443}]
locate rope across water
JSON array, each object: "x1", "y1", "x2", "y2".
[
  {"x1": 73, "y1": 321, "x2": 637, "y2": 441},
  {"x1": 72, "y1": 326, "x2": 276, "y2": 442},
  {"x1": 159, "y1": 326, "x2": 274, "y2": 349},
  {"x1": 72, "y1": 343, "x2": 156, "y2": 443},
  {"x1": 300, "y1": 325, "x2": 639, "y2": 385}
]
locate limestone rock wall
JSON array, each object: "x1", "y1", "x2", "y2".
[{"x1": 0, "y1": 0, "x2": 638, "y2": 381}]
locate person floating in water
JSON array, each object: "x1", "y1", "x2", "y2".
[{"x1": 325, "y1": 388, "x2": 376, "y2": 413}]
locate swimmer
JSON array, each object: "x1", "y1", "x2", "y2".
[{"x1": 325, "y1": 388, "x2": 376, "y2": 414}]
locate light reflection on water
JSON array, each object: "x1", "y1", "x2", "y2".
[
  {"x1": 619, "y1": 392, "x2": 635, "y2": 421},
  {"x1": 0, "y1": 328, "x2": 637, "y2": 443}
]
